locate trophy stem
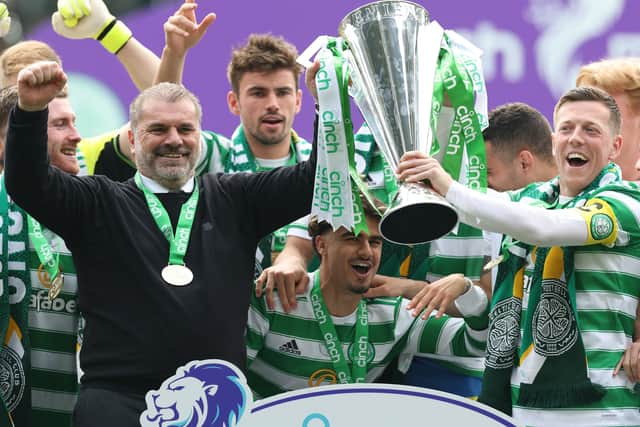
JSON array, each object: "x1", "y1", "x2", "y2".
[{"x1": 379, "y1": 182, "x2": 458, "y2": 245}]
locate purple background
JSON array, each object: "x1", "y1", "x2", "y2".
[{"x1": 29, "y1": 0, "x2": 640, "y2": 140}]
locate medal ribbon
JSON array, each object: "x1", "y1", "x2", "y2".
[
  {"x1": 311, "y1": 272, "x2": 368, "y2": 383},
  {"x1": 134, "y1": 173, "x2": 199, "y2": 267},
  {"x1": 27, "y1": 216, "x2": 62, "y2": 284}
]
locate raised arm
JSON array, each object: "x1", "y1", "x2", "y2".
[
  {"x1": 52, "y1": 0, "x2": 163, "y2": 165},
  {"x1": 397, "y1": 151, "x2": 595, "y2": 247},
  {"x1": 154, "y1": 0, "x2": 216, "y2": 85},
  {"x1": 52, "y1": 0, "x2": 160, "y2": 91},
  {"x1": 5, "y1": 61, "x2": 67, "y2": 211},
  {"x1": 5, "y1": 61, "x2": 100, "y2": 239}
]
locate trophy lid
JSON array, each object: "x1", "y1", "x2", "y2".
[{"x1": 338, "y1": 1, "x2": 430, "y2": 36}]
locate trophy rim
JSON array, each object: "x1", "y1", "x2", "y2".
[{"x1": 338, "y1": 0, "x2": 430, "y2": 37}]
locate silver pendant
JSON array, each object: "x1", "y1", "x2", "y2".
[{"x1": 161, "y1": 264, "x2": 193, "y2": 286}]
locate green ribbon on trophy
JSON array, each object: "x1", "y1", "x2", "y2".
[
  {"x1": 312, "y1": 37, "x2": 378, "y2": 235},
  {"x1": 429, "y1": 31, "x2": 488, "y2": 193}
]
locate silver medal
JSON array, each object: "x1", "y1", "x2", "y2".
[{"x1": 161, "y1": 264, "x2": 193, "y2": 286}]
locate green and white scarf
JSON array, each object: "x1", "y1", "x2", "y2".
[
  {"x1": 478, "y1": 163, "x2": 638, "y2": 414},
  {"x1": 0, "y1": 175, "x2": 31, "y2": 426}
]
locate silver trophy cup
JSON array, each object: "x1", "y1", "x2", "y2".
[{"x1": 339, "y1": 0, "x2": 458, "y2": 245}]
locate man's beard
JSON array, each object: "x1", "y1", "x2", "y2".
[{"x1": 136, "y1": 144, "x2": 198, "y2": 188}]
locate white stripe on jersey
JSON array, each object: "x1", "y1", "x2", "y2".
[
  {"x1": 598, "y1": 190, "x2": 640, "y2": 229},
  {"x1": 429, "y1": 236, "x2": 488, "y2": 258},
  {"x1": 577, "y1": 291, "x2": 638, "y2": 318},
  {"x1": 582, "y1": 331, "x2": 631, "y2": 352},
  {"x1": 575, "y1": 251, "x2": 640, "y2": 279},
  {"x1": 512, "y1": 406, "x2": 640, "y2": 427},
  {"x1": 28, "y1": 311, "x2": 77, "y2": 334}
]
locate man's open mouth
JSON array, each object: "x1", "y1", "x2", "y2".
[
  {"x1": 351, "y1": 262, "x2": 372, "y2": 275},
  {"x1": 567, "y1": 152, "x2": 588, "y2": 167}
]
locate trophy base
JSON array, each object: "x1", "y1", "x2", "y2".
[{"x1": 379, "y1": 182, "x2": 458, "y2": 245}]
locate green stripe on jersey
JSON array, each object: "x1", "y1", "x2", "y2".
[{"x1": 246, "y1": 271, "x2": 487, "y2": 398}]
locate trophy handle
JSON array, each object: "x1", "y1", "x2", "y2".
[{"x1": 379, "y1": 182, "x2": 458, "y2": 245}]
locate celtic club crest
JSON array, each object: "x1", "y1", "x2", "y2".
[
  {"x1": 590, "y1": 213, "x2": 614, "y2": 241},
  {"x1": 532, "y1": 279, "x2": 578, "y2": 357},
  {"x1": 485, "y1": 297, "x2": 521, "y2": 369},
  {"x1": 0, "y1": 345, "x2": 25, "y2": 412}
]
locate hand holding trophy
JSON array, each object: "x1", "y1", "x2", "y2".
[{"x1": 307, "y1": 1, "x2": 488, "y2": 245}]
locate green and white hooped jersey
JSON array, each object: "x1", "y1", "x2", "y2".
[
  {"x1": 507, "y1": 187, "x2": 640, "y2": 426},
  {"x1": 246, "y1": 271, "x2": 488, "y2": 399},
  {"x1": 288, "y1": 123, "x2": 489, "y2": 378},
  {"x1": 27, "y1": 225, "x2": 79, "y2": 426}
]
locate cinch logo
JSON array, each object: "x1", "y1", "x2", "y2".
[
  {"x1": 311, "y1": 293, "x2": 327, "y2": 324},
  {"x1": 140, "y1": 360, "x2": 249, "y2": 427},
  {"x1": 466, "y1": 155, "x2": 484, "y2": 190}
]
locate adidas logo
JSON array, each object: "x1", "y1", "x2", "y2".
[{"x1": 279, "y1": 339, "x2": 301, "y2": 355}]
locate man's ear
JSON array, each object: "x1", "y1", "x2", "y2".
[
  {"x1": 610, "y1": 134, "x2": 623, "y2": 160},
  {"x1": 314, "y1": 235, "x2": 326, "y2": 256},
  {"x1": 227, "y1": 91, "x2": 240, "y2": 116},
  {"x1": 295, "y1": 89, "x2": 302, "y2": 114},
  {"x1": 128, "y1": 128, "x2": 135, "y2": 156},
  {"x1": 519, "y1": 150, "x2": 534, "y2": 171}
]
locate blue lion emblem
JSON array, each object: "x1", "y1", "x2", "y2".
[{"x1": 140, "y1": 360, "x2": 250, "y2": 427}]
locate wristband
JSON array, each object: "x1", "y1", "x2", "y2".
[{"x1": 98, "y1": 20, "x2": 132, "y2": 54}]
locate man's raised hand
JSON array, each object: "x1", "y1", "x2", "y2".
[
  {"x1": 164, "y1": 0, "x2": 216, "y2": 57},
  {"x1": 17, "y1": 62, "x2": 67, "y2": 112}
]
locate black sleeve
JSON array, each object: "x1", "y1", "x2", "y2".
[
  {"x1": 4, "y1": 106, "x2": 101, "y2": 240},
  {"x1": 222, "y1": 112, "x2": 319, "y2": 240}
]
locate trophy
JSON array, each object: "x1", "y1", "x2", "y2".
[{"x1": 338, "y1": 1, "x2": 459, "y2": 245}]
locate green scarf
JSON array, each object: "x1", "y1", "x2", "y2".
[
  {"x1": 478, "y1": 163, "x2": 638, "y2": 414},
  {"x1": 0, "y1": 175, "x2": 32, "y2": 426}
]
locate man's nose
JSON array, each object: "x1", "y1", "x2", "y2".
[
  {"x1": 357, "y1": 239, "x2": 373, "y2": 257},
  {"x1": 67, "y1": 123, "x2": 81, "y2": 144},
  {"x1": 165, "y1": 126, "x2": 182, "y2": 144},
  {"x1": 265, "y1": 92, "x2": 279, "y2": 111}
]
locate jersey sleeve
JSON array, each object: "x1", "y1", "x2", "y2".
[
  {"x1": 246, "y1": 290, "x2": 270, "y2": 367},
  {"x1": 402, "y1": 285, "x2": 489, "y2": 359},
  {"x1": 286, "y1": 215, "x2": 311, "y2": 240}
]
